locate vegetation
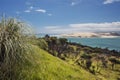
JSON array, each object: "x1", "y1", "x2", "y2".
[
  {"x1": 30, "y1": 46, "x2": 99, "y2": 80},
  {"x1": 0, "y1": 17, "x2": 36, "y2": 80},
  {"x1": 0, "y1": 17, "x2": 120, "y2": 80},
  {"x1": 38, "y1": 35, "x2": 120, "y2": 80}
]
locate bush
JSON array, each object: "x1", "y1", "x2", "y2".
[
  {"x1": 0, "y1": 17, "x2": 35, "y2": 80},
  {"x1": 37, "y1": 38, "x2": 48, "y2": 50}
]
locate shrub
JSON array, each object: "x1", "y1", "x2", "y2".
[
  {"x1": 0, "y1": 17, "x2": 34, "y2": 80},
  {"x1": 37, "y1": 38, "x2": 48, "y2": 50}
]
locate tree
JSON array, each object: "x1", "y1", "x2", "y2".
[
  {"x1": 57, "y1": 38, "x2": 68, "y2": 56},
  {"x1": 44, "y1": 37, "x2": 68, "y2": 57}
]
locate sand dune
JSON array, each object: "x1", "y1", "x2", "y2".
[{"x1": 61, "y1": 32, "x2": 120, "y2": 38}]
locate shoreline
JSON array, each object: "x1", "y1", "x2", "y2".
[
  {"x1": 60, "y1": 32, "x2": 120, "y2": 38},
  {"x1": 61, "y1": 36, "x2": 120, "y2": 38}
]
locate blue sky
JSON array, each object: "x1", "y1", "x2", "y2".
[{"x1": 0, "y1": 0, "x2": 120, "y2": 34}]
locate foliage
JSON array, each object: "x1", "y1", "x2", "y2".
[
  {"x1": 40, "y1": 35, "x2": 120, "y2": 79},
  {"x1": 37, "y1": 38, "x2": 48, "y2": 50},
  {"x1": 0, "y1": 17, "x2": 35, "y2": 80}
]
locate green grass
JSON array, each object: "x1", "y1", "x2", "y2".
[
  {"x1": 30, "y1": 46, "x2": 120, "y2": 80},
  {"x1": 28, "y1": 46, "x2": 104, "y2": 80},
  {"x1": 98, "y1": 66, "x2": 120, "y2": 80}
]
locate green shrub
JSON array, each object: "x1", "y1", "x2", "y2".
[
  {"x1": 53, "y1": 50, "x2": 58, "y2": 56},
  {"x1": 37, "y1": 38, "x2": 48, "y2": 50}
]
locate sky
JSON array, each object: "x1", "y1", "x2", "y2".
[{"x1": 0, "y1": 0, "x2": 120, "y2": 34}]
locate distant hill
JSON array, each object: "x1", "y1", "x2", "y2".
[{"x1": 61, "y1": 32, "x2": 120, "y2": 38}]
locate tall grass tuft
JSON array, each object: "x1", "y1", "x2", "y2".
[{"x1": 0, "y1": 17, "x2": 35, "y2": 80}]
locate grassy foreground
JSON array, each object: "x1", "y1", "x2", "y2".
[{"x1": 30, "y1": 46, "x2": 105, "y2": 80}]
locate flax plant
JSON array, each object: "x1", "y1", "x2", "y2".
[{"x1": 0, "y1": 17, "x2": 34, "y2": 80}]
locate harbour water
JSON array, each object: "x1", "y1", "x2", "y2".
[{"x1": 67, "y1": 37, "x2": 120, "y2": 51}]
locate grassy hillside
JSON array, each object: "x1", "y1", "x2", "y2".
[
  {"x1": 34, "y1": 36, "x2": 120, "y2": 80},
  {"x1": 30, "y1": 46, "x2": 106, "y2": 80}
]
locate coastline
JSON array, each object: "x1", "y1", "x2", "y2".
[
  {"x1": 60, "y1": 32, "x2": 120, "y2": 38},
  {"x1": 67, "y1": 37, "x2": 120, "y2": 51}
]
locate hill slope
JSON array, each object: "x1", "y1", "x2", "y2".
[{"x1": 30, "y1": 46, "x2": 106, "y2": 80}]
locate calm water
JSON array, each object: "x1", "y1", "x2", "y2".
[{"x1": 67, "y1": 37, "x2": 120, "y2": 51}]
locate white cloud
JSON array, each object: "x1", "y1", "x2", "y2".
[
  {"x1": 24, "y1": 10, "x2": 31, "y2": 13},
  {"x1": 103, "y1": 0, "x2": 120, "y2": 4},
  {"x1": 35, "y1": 9, "x2": 46, "y2": 13},
  {"x1": 24, "y1": 6, "x2": 34, "y2": 13},
  {"x1": 43, "y1": 22, "x2": 120, "y2": 33},
  {"x1": 24, "y1": 7, "x2": 50, "y2": 16},
  {"x1": 71, "y1": 2, "x2": 76, "y2": 6},
  {"x1": 69, "y1": 22, "x2": 120, "y2": 28},
  {"x1": 30, "y1": 6, "x2": 34, "y2": 10},
  {"x1": 71, "y1": 0, "x2": 82, "y2": 6},
  {"x1": 69, "y1": 22, "x2": 120, "y2": 32}
]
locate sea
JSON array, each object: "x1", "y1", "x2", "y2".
[
  {"x1": 36, "y1": 34, "x2": 120, "y2": 51},
  {"x1": 67, "y1": 37, "x2": 120, "y2": 51}
]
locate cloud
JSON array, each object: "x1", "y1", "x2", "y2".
[
  {"x1": 69, "y1": 22, "x2": 120, "y2": 28},
  {"x1": 69, "y1": 22, "x2": 120, "y2": 32},
  {"x1": 24, "y1": 7, "x2": 50, "y2": 16},
  {"x1": 71, "y1": 0, "x2": 82, "y2": 6},
  {"x1": 24, "y1": 6, "x2": 34, "y2": 13},
  {"x1": 30, "y1": 6, "x2": 34, "y2": 10},
  {"x1": 103, "y1": 0, "x2": 120, "y2": 4},
  {"x1": 43, "y1": 22, "x2": 120, "y2": 33},
  {"x1": 71, "y1": 2, "x2": 76, "y2": 6},
  {"x1": 24, "y1": 10, "x2": 31, "y2": 13},
  {"x1": 35, "y1": 9, "x2": 46, "y2": 13},
  {"x1": 25, "y1": 1, "x2": 51, "y2": 15}
]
